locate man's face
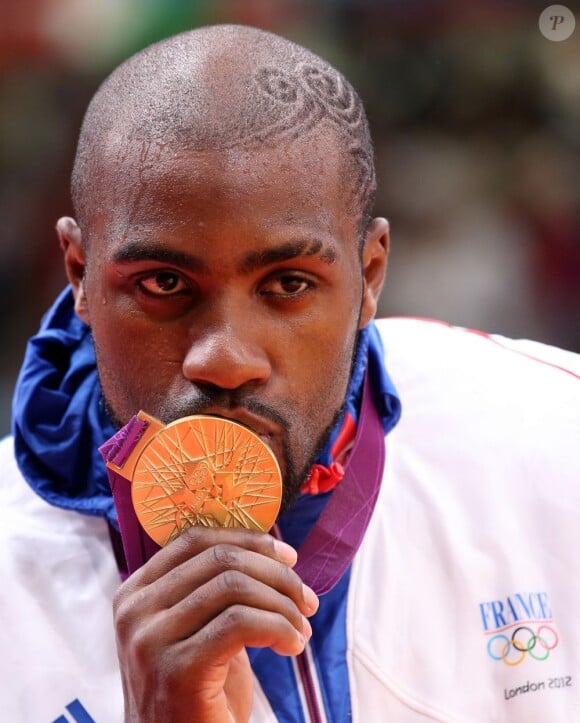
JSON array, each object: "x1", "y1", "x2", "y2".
[{"x1": 65, "y1": 132, "x2": 385, "y2": 509}]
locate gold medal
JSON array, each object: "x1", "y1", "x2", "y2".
[{"x1": 106, "y1": 412, "x2": 282, "y2": 546}]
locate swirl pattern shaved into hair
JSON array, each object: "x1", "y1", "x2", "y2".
[{"x1": 72, "y1": 25, "x2": 377, "y2": 241}]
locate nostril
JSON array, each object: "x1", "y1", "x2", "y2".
[
  {"x1": 190, "y1": 381, "x2": 226, "y2": 397},
  {"x1": 182, "y1": 343, "x2": 271, "y2": 390}
]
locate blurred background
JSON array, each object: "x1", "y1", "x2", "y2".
[{"x1": 1, "y1": 0, "x2": 579, "y2": 434}]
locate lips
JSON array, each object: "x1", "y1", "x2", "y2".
[{"x1": 196, "y1": 407, "x2": 280, "y2": 446}]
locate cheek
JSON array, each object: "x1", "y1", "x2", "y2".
[
  {"x1": 308, "y1": 336, "x2": 352, "y2": 396},
  {"x1": 89, "y1": 310, "x2": 185, "y2": 422},
  {"x1": 283, "y1": 325, "x2": 357, "y2": 444}
]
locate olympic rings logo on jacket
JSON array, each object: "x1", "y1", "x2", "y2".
[{"x1": 486, "y1": 625, "x2": 559, "y2": 666}]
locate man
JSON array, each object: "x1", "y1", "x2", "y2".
[{"x1": 3, "y1": 23, "x2": 579, "y2": 723}]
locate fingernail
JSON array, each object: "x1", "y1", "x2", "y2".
[
  {"x1": 273, "y1": 539, "x2": 298, "y2": 566},
  {"x1": 302, "y1": 616, "x2": 313, "y2": 640},
  {"x1": 302, "y1": 584, "x2": 319, "y2": 614}
]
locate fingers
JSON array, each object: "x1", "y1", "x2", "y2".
[
  {"x1": 124, "y1": 596, "x2": 311, "y2": 676},
  {"x1": 113, "y1": 526, "x2": 319, "y2": 662},
  {"x1": 116, "y1": 527, "x2": 315, "y2": 616},
  {"x1": 178, "y1": 605, "x2": 311, "y2": 663},
  {"x1": 121, "y1": 542, "x2": 313, "y2": 616},
  {"x1": 129, "y1": 526, "x2": 296, "y2": 586},
  {"x1": 152, "y1": 570, "x2": 314, "y2": 643}
]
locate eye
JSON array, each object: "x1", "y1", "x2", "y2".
[
  {"x1": 137, "y1": 271, "x2": 190, "y2": 296},
  {"x1": 260, "y1": 274, "x2": 314, "y2": 297}
]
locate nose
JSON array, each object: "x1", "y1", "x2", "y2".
[{"x1": 182, "y1": 313, "x2": 272, "y2": 391}]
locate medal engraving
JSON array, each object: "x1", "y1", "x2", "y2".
[{"x1": 112, "y1": 414, "x2": 282, "y2": 546}]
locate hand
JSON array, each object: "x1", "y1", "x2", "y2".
[{"x1": 113, "y1": 527, "x2": 319, "y2": 723}]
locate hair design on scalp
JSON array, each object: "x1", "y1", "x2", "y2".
[
  {"x1": 252, "y1": 64, "x2": 364, "y2": 144},
  {"x1": 243, "y1": 63, "x2": 375, "y2": 221},
  {"x1": 71, "y1": 25, "x2": 376, "y2": 239}
]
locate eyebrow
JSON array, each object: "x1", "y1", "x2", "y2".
[
  {"x1": 112, "y1": 241, "x2": 210, "y2": 274},
  {"x1": 111, "y1": 237, "x2": 337, "y2": 275},
  {"x1": 238, "y1": 238, "x2": 337, "y2": 274}
]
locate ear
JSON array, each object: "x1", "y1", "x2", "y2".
[
  {"x1": 56, "y1": 216, "x2": 90, "y2": 325},
  {"x1": 359, "y1": 217, "x2": 389, "y2": 329}
]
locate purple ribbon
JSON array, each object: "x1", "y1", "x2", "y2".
[
  {"x1": 294, "y1": 372, "x2": 385, "y2": 594},
  {"x1": 99, "y1": 417, "x2": 160, "y2": 579}
]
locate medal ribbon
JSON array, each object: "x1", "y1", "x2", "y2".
[
  {"x1": 293, "y1": 371, "x2": 385, "y2": 594},
  {"x1": 100, "y1": 418, "x2": 160, "y2": 578}
]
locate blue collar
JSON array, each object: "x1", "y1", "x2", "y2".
[
  {"x1": 315, "y1": 321, "x2": 401, "y2": 467},
  {"x1": 11, "y1": 287, "x2": 401, "y2": 527}
]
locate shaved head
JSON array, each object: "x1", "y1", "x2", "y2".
[{"x1": 71, "y1": 24, "x2": 376, "y2": 241}]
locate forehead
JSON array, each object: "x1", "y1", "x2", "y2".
[{"x1": 85, "y1": 128, "x2": 355, "y2": 248}]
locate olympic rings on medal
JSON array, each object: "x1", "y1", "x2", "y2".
[{"x1": 486, "y1": 624, "x2": 558, "y2": 665}]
